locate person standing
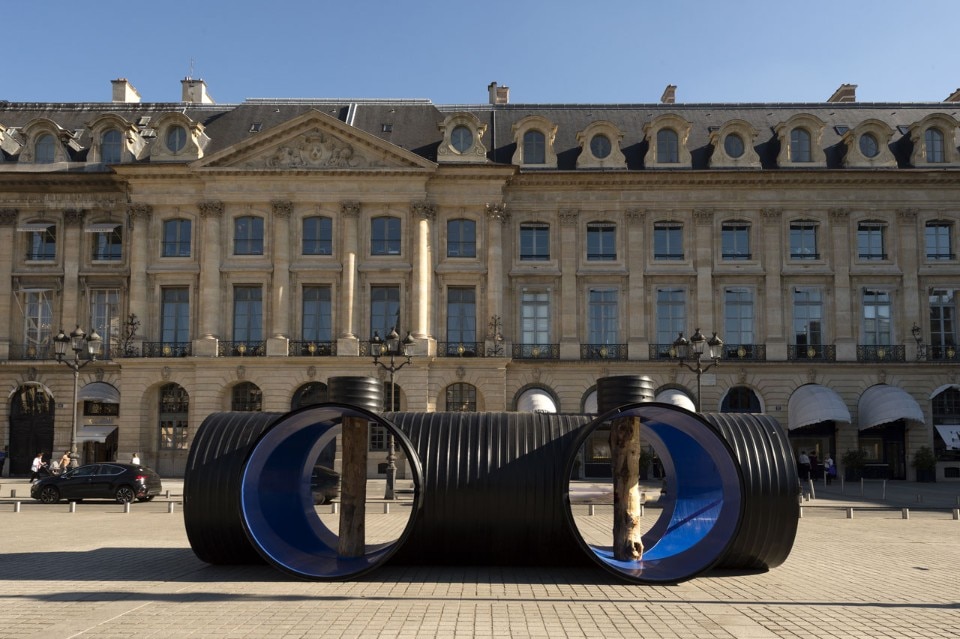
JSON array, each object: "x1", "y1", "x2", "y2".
[
  {"x1": 131, "y1": 452, "x2": 141, "y2": 466},
  {"x1": 59, "y1": 451, "x2": 71, "y2": 474},
  {"x1": 798, "y1": 450, "x2": 811, "y2": 481},
  {"x1": 823, "y1": 455, "x2": 836, "y2": 485},
  {"x1": 30, "y1": 452, "x2": 45, "y2": 481}
]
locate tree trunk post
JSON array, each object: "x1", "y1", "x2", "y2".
[
  {"x1": 610, "y1": 415, "x2": 643, "y2": 561},
  {"x1": 338, "y1": 415, "x2": 368, "y2": 557}
]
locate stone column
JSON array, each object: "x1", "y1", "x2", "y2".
[
  {"x1": 625, "y1": 209, "x2": 646, "y2": 359},
  {"x1": 897, "y1": 209, "x2": 922, "y2": 358},
  {"x1": 267, "y1": 200, "x2": 292, "y2": 356},
  {"x1": 337, "y1": 201, "x2": 360, "y2": 356},
  {"x1": 126, "y1": 204, "x2": 152, "y2": 332},
  {"x1": 195, "y1": 201, "x2": 223, "y2": 356},
  {"x1": 693, "y1": 209, "x2": 715, "y2": 331},
  {"x1": 559, "y1": 209, "x2": 579, "y2": 360},
  {"x1": 761, "y1": 208, "x2": 785, "y2": 360},
  {"x1": 485, "y1": 203, "x2": 508, "y2": 356},
  {"x1": 830, "y1": 209, "x2": 854, "y2": 361},
  {"x1": 0, "y1": 209, "x2": 17, "y2": 359},
  {"x1": 61, "y1": 209, "x2": 85, "y2": 329},
  {"x1": 411, "y1": 202, "x2": 435, "y2": 354}
]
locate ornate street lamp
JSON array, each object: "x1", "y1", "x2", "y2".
[
  {"x1": 370, "y1": 327, "x2": 414, "y2": 500},
  {"x1": 911, "y1": 322, "x2": 927, "y2": 361},
  {"x1": 54, "y1": 325, "x2": 103, "y2": 469},
  {"x1": 672, "y1": 328, "x2": 723, "y2": 412}
]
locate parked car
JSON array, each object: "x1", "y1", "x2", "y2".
[
  {"x1": 311, "y1": 465, "x2": 340, "y2": 505},
  {"x1": 31, "y1": 462, "x2": 163, "y2": 504}
]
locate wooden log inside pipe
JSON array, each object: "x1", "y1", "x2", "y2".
[
  {"x1": 609, "y1": 414, "x2": 643, "y2": 561},
  {"x1": 338, "y1": 415, "x2": 368, "y2": 557}
]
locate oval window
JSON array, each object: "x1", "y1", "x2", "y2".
[
  {"x1": 724, "y1": 133, "x2": 745, "y2": 159},
  {"x1": 859, "y1": 133, "x2": 879, "y2": 158},
  {"x1": 590, "y1": 134, "x2": 611, "y2": 159}
]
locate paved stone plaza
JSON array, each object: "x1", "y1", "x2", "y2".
[{"x1": 0, "y1": 480, "x2": 957, "y2": 639}]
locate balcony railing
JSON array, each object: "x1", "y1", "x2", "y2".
[
  {"x1": 857, "y1": 344, "x2": 905, "y2": 362},
  {"x1": 580, "y1": 344, "x2": 627, "y2": 361},
  {"x1": 438, "y1": 342, "x2": 484, "y2": 357},
  {"x1": 512, "y1": 343, "x2": 559, "y2": 359},
  {"x1": 926, "y1": 345, "x2": 958, "y2": 362},
  {"x1": 140, "y1": 342, "x2": 192, "y2": 357},
  {"x1": 289, "y1": 341, "x2": 337, "y2": 357},
  {"x1": 723, "y1": 344, "x2": 766, "y2": 361},
  {"x1": 218, "y1": 340, "x2": 266, "y2": 357},
  {"x1": 649, "y1": 343, "x2": 678, "y2": 360},
  {"x1": 7, "y1": 343, "x2": 56, "y2": 360},
  {"x1": 787, "y1": 344, "x2": 836, "y2": 361}
]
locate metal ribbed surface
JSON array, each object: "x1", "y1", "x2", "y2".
[
  {"x1": 596, "y1": 376, "x2": 655, "y2": 414},
  {"x1": 184, "y1": 411, "x2": 284, "y2": 564},
  {"x1": 388, "y1": 411, "x2": 592, "y2": 566},
  {"x1": 701, "y1": 412, "x2": 800, "y2": 570},
  {"x1": 327, "y1": 376, "x2": 383, "y2": 413}
]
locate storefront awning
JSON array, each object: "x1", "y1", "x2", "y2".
[
  {"x1": 930, "y1": 383, "x2": 960, "y2": 399},
  {"x1": 858, "y1": 384, "x2": 925, "y2": 430},
  {"x1": 787, "y1": 384, "x2": 851, "y2": 430},
  {"x1": 516, "y1": 389, "x2": 557, "y2": 413},
  {"x1": 935, "y1": 424, "x2": 960, "y2": 450},
  {"x1": 655, "y1": 389, "x2": 696, "y2": 412},
  {"x1": 77, "y1": 382, "x2": 120, "y2": 404},
  {"x1": 75, "y1": 426, "x2": 117, "y2": 443}
]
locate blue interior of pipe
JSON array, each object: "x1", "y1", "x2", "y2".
[
  {"x1": 575, "y1": 403, "x2": 743, "y2": 583},
  {"x1": 240, "y1": 405, "x2": 407, "y2": 579}
]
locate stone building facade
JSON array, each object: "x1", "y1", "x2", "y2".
[{"x1": 0, "y1": 79, "x2": 958, "y2": 480}]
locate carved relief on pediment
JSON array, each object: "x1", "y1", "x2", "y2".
[{"x1": 242, "y1": 132, "x2": 389, "y2": 170}]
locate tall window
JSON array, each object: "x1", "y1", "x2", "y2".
[
  {"x1": 371, "y1": 216, "x2": 401, "y2": 255},
  {"x1": 303, "y1": 216, "x2": 332, "y2": 255},
  {"x1": 857, "y1": 222, "x2": 886, "y2": 260},
  {"x1": 231, "y1": 382, "x2": 262, "y2": 412},
  {"x1": 27, "y1": 225, "x2": 56, "y2": 261},
  {"x1": 724, "y1": 288, "x2": 754, "y2": 347},
  {"x1": 447, "y1": 287, "x2": 476, "y2": 345},
  {"x1": 929, "y1": 289, "x2": 956, "y2": 358},
  {"x1": 523, "y1": 130, "x2": 545, "y2": 164},
  {"x1": 370, "y1": 285, "x2": 400, "y2": 338},
  {"x1": 35, "y1": 134, "x2": 55, "y2": 163},
  {"x1": 92, "y1": 225, "x2": 123, "y2": 261},
  {"x1": 588, "y1": 289, "x2": 618, "y2": 344},
  {"x1": 925, "y1": 128, "x2": 945, "y2": 163},
  {"x1": 656, "y1": 288, "x2": 685, "y2": 345},
  {"x1": 793, "y1": 288, "x2": 823, "y2": 348},
  {"x1": 162, "y1": 219, "x2": 191, "y2": 257},
  {"x1": 302, "y1": 285, "x2": 332, "y2": 342},
  {"x1": 233, "y1": 286, "x2": 263, "y2": 344},
  {"x1": 161, "y1": 287, "x2": 190, "y2": 344},
  {"x1": 721, "y1": 222, "x2": 751, "y2": 260},
  {"x1": 519, "y1": 223, "x2": 549, "y2": 260},
  {"x1": 925, "y1": 221, "x2": 953, "y2": 260},
  {"x1": 447, "y1": 219, "x2": 476, "y2": 258},
  {"x1": 234, "y1": 216, "x2": 264, "y2": 255},
  {"x1": 521, "y1": 291, "x2": 550, "y2": 344},
  {"x1": 159, "y1": 383, "x2": 189, "y2": 449},
  {"x1": 790, "y1": 128, "x2": 812, "y2": 162},
  {"x1": 721, "y1": 387, "x2": 762, "y2": 413},
  {"x1": 21, "y1": 290, "x2": 53, "y2": 357},
  {"x1": 89, "y1": 289, "x2": 120, "y2": 359},
  {"x1": 789, "y1": 221, "x2": 819, "y2": 259},
  {"x1": 586, "y1": 223, "x2": 616, "y2": 261},
  {"x1": 657, "y1": 129, "x2": 679, "y2": 163},
  {"x1": 101, "y1": 129, "x2": 123, "y2": 163},
  {"x1": 446, "y1": 383, "x2": 477, "y2": 411},
  {"x1": 654, "y1": 222, "x2": 683, "y2": 260},
  {"x1": 862, "y1": 289, "x2": 891, "y2": 346}
]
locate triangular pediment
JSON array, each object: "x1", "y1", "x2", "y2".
[{"x1": 194, "y1": 109, "x2": 436, "y2": 171}]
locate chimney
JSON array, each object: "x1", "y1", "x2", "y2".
[
  {"x1": 945, "y1": 88, "x2": 960, "y2": 103},
  {"x1": 660, "y1": 84, "x2": 677, "y2": 104},
  {"x1": 111, "y1": 78, "x2": 141, "y2": 103},
  {"x1": 827, "y1": 84, "x2": 857, "y2": 103},
  {"x1": 488, "y1": 81, "x2": 510, "y2": 105},
  {"x1": 181, "y1": 77, "x2": 215, "y2": 104}
]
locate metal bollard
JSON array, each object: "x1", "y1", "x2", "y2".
[
  {"x1": 953, "y1": 509, "x2": 959, "y2": 520},
  {"x1": 901, "y1": 508, "x2": 909, "y2": 520},
  {"x1": 11, "y1": 489, "x2": 16, "y2": 498},
  {"x1": 166, "y1": 490, "x2": 170, "y2": 498},
  {"x1": 14, "y1": 501, "x2": 21, "y2": 513},
  {"x1": 332, "y1": 502, "x2": 339, "y2": 514},
  {"x1": 846, "y1": 507, "x2": 854, "y2": 519},
  {"x1": 917, "y1": 494, "x2": 923, "y2": 503},
  {"x1": 123, "y1": 502, "x2": 131, "y2": 514},
  {"x1": 383, "y1": 503, "x2": 390, "y2": 514},
  {"x1": 799, "y1": 506, "x2": 803, "y2": 518},
  {"x1": 167, "y1": 502, "x2": 175, "y2": 514},
  {"x1": 588, "y1": 504, "x2": 595, "y2": 516},
  {"x1": 69, "y1": 502, "x2": 76, "y2": 513}
]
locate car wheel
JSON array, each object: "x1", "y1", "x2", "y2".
[
  {"x1": 39, "y1": 486, "x2": 60, "y2": 504},
  {"x1": 115, "y1": 486, "x2": 135, "y2": 503}
]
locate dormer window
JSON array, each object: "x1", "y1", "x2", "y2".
[
  {"x1": 576, "y1": 121, "x2": 626, "y2": 169},
  {"x1": 724, "y1": 134, "x2": 745, "y2": 158},
  {"x1": 35, "y1": 134, "x2": 56, "y2": 164},
  {"x1": 859, "y1": 133, "x2": 879, "y2": 158},
  {"x1": 790, "y1": 128, "x2": 812, "y2": 162},
  {"x1": 511, "y1": 116, "x2": 558, "y2": 168},
  {"x1": 842, "y1": 119, "x2": 896, "y2": 168},
  {"x1": 657, "y1": 129, "x2": 679, "y2": 163},
  {"x1": 925, "y1": 128, "x2": 945, "y2": 163},
  {"x1": 451, "y1": 126, "x2": 473, "y2": 154},
  {"x1": 166, "y1": 126, "x2": 187, "y2": 153},
  {"x1": 644, "y1": 115, "x2": 692, "y2": 168},
  {"x1": 523, "y1": 131, "x2": 545, "y2": 164},
  {"x1": 101, "y1": 130, "x2": 123, "y2": 163},
  {"x1": 908, "y1": 113, "x2": 958, "y2": 167},
  {"x1": 150, "y1": 113, "x2": 207, "y2": 161},
  {"x1": 709, "y1": 119, "x2": 761, "y2": 168},
  {"x1": 775, "y1": 114, "x2": 827, "y2": 168},
  {"x1": 438, "y1": 113, "x2": 488, "y2": 163},
  {"x1": 590, "y1": 134, "x2": 612, "y2": 159}
]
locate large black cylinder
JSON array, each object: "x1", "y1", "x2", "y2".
[
  {"x1": 596, "y1": 375, "x2": 655, "y2": 413},
  {"x1": 327, "y1": 376, "x2": 383, "y2": 412}
]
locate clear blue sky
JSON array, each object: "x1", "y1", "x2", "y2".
[{"x1": 6, "y1": 0, "x2": 960, "y2": 105}]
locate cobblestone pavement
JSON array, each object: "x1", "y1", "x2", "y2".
[{"x1": 0, "y1": 481, "x2": 957, "y2": 638}]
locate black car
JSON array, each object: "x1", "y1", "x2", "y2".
[
  {"x1": 311, "y1": 465, "x2": 340, "y2": 505},
  {"x1": 31, "y1": 462, "x2": 163, "y2": 504}
]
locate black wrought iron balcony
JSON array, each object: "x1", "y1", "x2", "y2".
[
  {"x1": 218, "y1": 340, "x2": 266, "y2": 357},
  {"x1": 438, "y1": 342, "x2": 484, "y2": 357},
  {"x1": 857, "y1": 345, "x2": 905, "y2": 362},
  {"x1": 724, "y1": 344, "x2": 766, "y2": 361},
  {"x1": 7, "y1": 343, "x2": 55, "y2": 360},
  {"x1": 649, "y1": 343, "x2": 678, "y2": 360},
  {"x1": 580, "y1": 344, "x2": 627, "y2": 361},
  {"x1": 289, "y1": 341, "x2": 337, "y2": 357},
  {"x1": 141, "y1": 342, "x2": 192, "y2": 357},
  {"x1": 926, "y1": 345, "x2": 958, "y2": 362},
  {"x1": 512, "y1": 343, "x2": 559, "y2": 359},
  {"x1": 787, "y1": 344, "x2": 836, "y2": 361}
]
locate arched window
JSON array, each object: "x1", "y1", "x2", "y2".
[
  {"x1": 657, "y1": 129, "x2": 679, "y2": 163},
  {"x1": 232, "y1": 382, "x2": 262, "y2": 412},
  {"x1": 790, "y1": 128, "x2": 812, "y2": 162},
  {"x1": 523, "y1": 130, "x2": 545, "y2": 164},
  {"x1": 925, "y1": 127, "x2": 945, "y2": 163},
  {"x1": 516, "y1": 387, "x2": 557, "y2": 413},
  {"x1": 159, "y1": 383, "x2": 189, "y2": 450},
  {"x1": 35, "y1": 134, "x2": 56, "y2": 163},
  {"x1": 446, "y1": 383, "x2": 477, "y2": 411},
  {"x1": 292, "y1": 382, "x2": 328, "y2": 410},
  {"x1": 721, "y1": 386, "x2": 762, "y2": 413},
  {"x1": 101, "y1": 129, "x2": 123, "y2": 163}
]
